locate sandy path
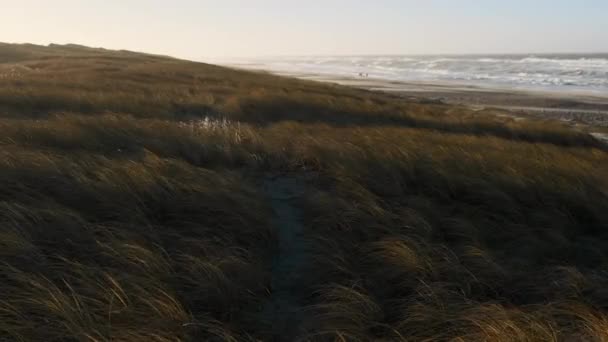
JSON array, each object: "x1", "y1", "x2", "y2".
[{"x1": 261, "y1": 173, "x2": 312, "y2": 341}]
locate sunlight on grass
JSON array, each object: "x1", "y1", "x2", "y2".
[{"x1": 0, "y1": 43, "x2": 607, "y2": 341}]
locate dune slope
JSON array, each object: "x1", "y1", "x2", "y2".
[{"x1": 0, "y1": 43, "x2": 607, "y2": 341}]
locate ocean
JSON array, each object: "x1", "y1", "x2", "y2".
[{"x1": 230, "y1": 54, "x2": 608, "y2": 94}]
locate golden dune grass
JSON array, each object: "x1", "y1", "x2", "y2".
[{"x1": 0, "y1": 43, "x2": 607, "y2": 341}]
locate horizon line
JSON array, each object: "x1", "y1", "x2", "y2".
[{"x1": 3, "y1": 41, "x2": 607, "y2": 61}]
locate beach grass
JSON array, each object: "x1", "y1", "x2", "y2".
[{"x1": 0, "y1": 43, "x2": 607, "y2": 341}]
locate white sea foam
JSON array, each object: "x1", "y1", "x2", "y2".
[{"x1": 233, "y1": 54, "x2": 608, "y2": 93}]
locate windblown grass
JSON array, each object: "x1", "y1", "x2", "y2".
[{"x1": 0, "y1": 43, "x2": 607, "y2": 341}]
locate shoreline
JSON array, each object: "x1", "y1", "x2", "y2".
[
  {"x1": 310, "y1": 74, "x2": 608, "y2": 142},
  {"x1": 229, "y1": 65, "x2": 608, "y2": 129},
  {"x1": 279, "y1": 72, "x2": 608, "y2": 112}
]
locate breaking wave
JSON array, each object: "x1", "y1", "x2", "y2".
[{"x1": 239, "y1": 54, "x2": 608, "y2": 93}]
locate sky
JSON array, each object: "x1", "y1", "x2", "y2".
[{"x1": 2, "y1": 0, "x2": 608, "y2": 60}]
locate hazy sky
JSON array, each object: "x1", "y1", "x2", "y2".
[{"x1": 3, "y1": 0, "x2": 608, "y2": 59}]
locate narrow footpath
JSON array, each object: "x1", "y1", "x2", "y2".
[{"x1": 261, "y1": 174, "x2": 311, "y2": 341}]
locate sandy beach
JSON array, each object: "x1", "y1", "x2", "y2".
[
  {"x1": 268, "y1": 71, "x2": 608, "y2": 127},
  {"x1": 224, "y1": 66, "x2": 608, "y2": 144}
]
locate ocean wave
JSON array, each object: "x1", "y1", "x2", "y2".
[{"x1": 249, "y1": 54, "x2": 608, "y2": 91}]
